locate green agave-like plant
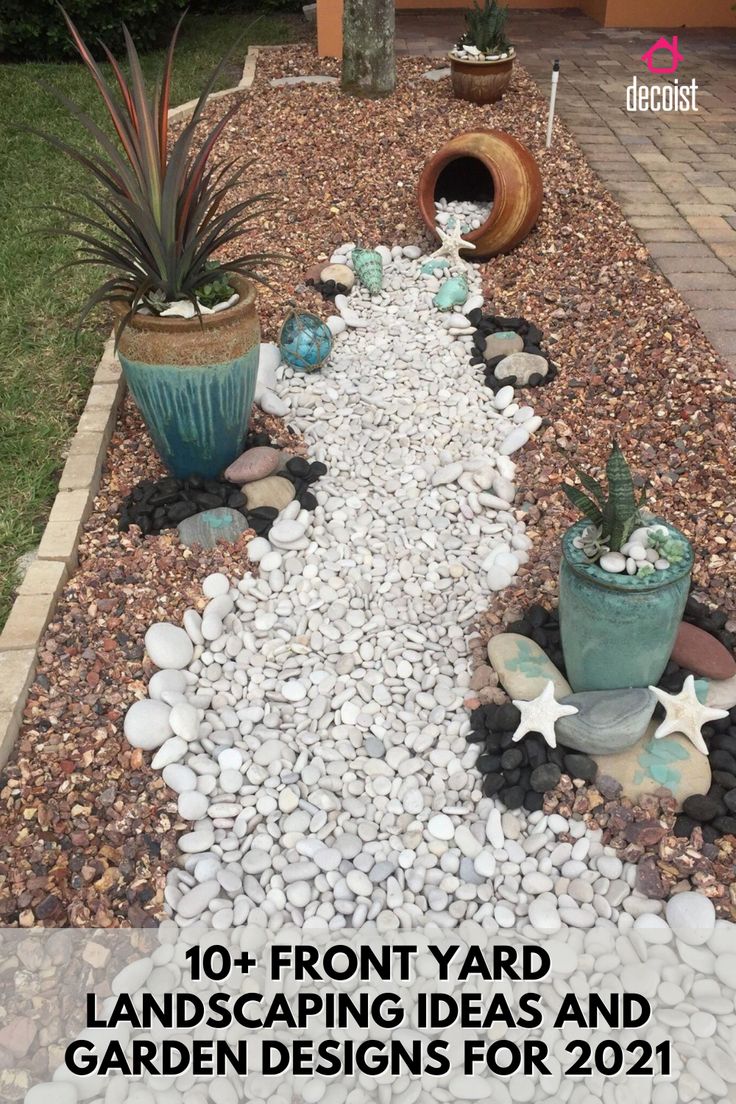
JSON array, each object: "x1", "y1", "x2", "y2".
[
  {"x1": 31, "y1": 7, "x2": 283, "y2": 338},
  {"x1": 562, "y1": 442, "x2": 647, "y2": 553},
  {"x1": 461, "y1": 0, "x2": 510, "y2": 55}
]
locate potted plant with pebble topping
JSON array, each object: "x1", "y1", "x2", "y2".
[
  {"x1": 558, "y1": 443, "x2": 693, "y2": 693},
  {"x1": 34, "y1": 10, "x2": 282, "y2": 479},
  {"x1": 449, "y1": 0, "x2": 515, "y2": 105}
]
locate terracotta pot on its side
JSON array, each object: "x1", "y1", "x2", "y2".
[
  {"x1": 113, "y1": 275, "x2": 260, "y2": 480},
  {"x1": 449, "y1": 49, "x2": 515, "y2": 105},
  {"x1": 417, "y1": 128, "x2": 543, "y2": 260}
]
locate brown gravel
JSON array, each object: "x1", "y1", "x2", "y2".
[
  {"x1": 0, "y1": 400, "x2": 300, "y2": 928},
  {"x1": 0, "y1": 49, "x2": 734, "y2": 926}
]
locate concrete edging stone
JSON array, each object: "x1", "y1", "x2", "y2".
[{"x1": 0, "y1": 46, "x2": 264, "y2": 769}]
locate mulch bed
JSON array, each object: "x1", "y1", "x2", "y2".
[{"x1": 0, "y1": 48, "x2": 734, "y2": 926}]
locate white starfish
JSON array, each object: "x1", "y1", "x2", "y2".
[
  {"x1": 429, "y1": 222, "x2": 477, "y2": 267},
  {"x1": 649, "y1": 674, "x2": 728, "y2": 756},
  {"x1": 511, "y1": 680, "x2": 579, "y2": 750}
]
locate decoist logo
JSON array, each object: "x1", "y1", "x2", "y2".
[{"x1": 626, "y1": 35, "x2": 698, "y2": 113}]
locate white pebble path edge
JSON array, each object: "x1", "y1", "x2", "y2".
[{"x1": 126, "y1": 244, "x2": 736, "y2": 1104}]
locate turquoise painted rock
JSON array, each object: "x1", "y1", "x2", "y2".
[
  {"x1": 351, "y1": 247, "x2": 384, "y2": 294},
  {"x1": 177, "y1": 507, "x2": 248, "y2": 549},
  {"x1": 556, "y1": 688, "x2": 657, "y2": 755},
  {"x1": 593, "y1": 721, "x2": 711, "y2": 808},
  {"x1": 421, "y1": 258, "x2": 449, "y2": 275},
  {"x1": 487, "y1": 633, "x2": 572, "y2": 701},
  {"x1": 696, "y1": 674, "x2": 736, "y2": 711},
  {"x1": 484, "y1": 330, "x2": 524, "y2": 360},
  {"x1": 433, "y1": 275, "x2": 469, "y2": 312}
]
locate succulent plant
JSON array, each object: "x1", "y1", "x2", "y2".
[
  {"x1": 648, "y1": 527, "x2": 688, "y2": 565},
  {"x1": 562, "y1": 443, "x2": 646, "y2": 554},
  {"x1": 572, "y1": 524, "x2": 610, "y2": 562},
  {"x1": 459, "y1": 0, "x2": 510, "y2": 56}
]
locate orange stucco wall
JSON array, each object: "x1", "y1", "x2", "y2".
[
  {"x1": 318, "y1": 0, "x2": 574, "y2": 57},
  {"x1": 595, "y1": 0, "x2": 736, "y2": 26},
  {"x1": 318, "y1": 0, "x2": 736, "y2": 58}
]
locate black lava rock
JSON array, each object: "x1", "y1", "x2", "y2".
[
  {"x1": 527, "y1": 604, "x2": 549, "y2": 627},
  {"x1": 673, "y1": 815, "x2": 697, "y2": 838},
  {"x1": 500, "y1": 747, "x2": 524, "y2": 771},
  {"x1": 713, "y1": 815, "x2": 736, "y2": 836},
  {"x1": 483, "y1": 772, "x2": 504, "y2": 797},
  {"x1": 724, "y1": 788, "x2": 736, "y2": 814},
  {"x1": 530, "y1": 763, "x2": 562, "y2": 793},
  {"x1": 499, "y1": 784, "x2": 525, "y2": 809},
  {"x1": 563, "y1": 753, "x2": 597, "y2": 784},
  {"x1": 286, "y1": 456, "x2": 310, "y2": 478},
  {"x1": 119, "y1": 446, "x2": 327, "y2": 539},
  {"x1": 496, "y1": 703, "x2": 521, "y2": 731},
  {"x1": 682, "y1": 794, "x2": 723, "y2": 823},
  {"x1": 710, "y1": 749, "x2": 736, "y2": 773},
  {"x1": 524, "y1": 790, "x2": 545, "y2": 812}
]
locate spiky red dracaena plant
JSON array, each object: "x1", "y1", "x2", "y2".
[{"x1": 31, "y1": 7, "x2": 282, "y2": 338}]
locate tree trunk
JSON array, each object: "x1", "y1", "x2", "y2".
[{"x1": 341, "y1": 0, "x2": 395, "y2": 98}]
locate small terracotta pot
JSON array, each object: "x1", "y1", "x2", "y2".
[
  {"x1": 112, "y1": 276, "x2": 261, "y2": 480},
  {"x1": 449, "y1": 50, "x2": 515, "y2": 105},
  {"x1": 417, "y1": 128, "x2": 543, "y2": 260}
]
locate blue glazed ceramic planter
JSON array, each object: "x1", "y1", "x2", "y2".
[
  {"x1": 559, "y1": 519, "x2": 693, "y2": 693},
  {"x1": 115, "y1": 277, "x2": 260, "y2": 480},
  {"x1": 119, "y1": 347, "x2": 258, "y2": 479}
]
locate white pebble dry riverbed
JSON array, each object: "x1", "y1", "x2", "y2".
[
  {"x1": 122, "y1": 245, "x2": 736, "y2": 1103},
  {"x1": 435, "y1": 198, "x2": 493, "y2": 234}
]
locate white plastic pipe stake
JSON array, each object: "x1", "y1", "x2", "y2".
[{"x1": 546, "y1": 59, "x2": 560, "y2": 149}]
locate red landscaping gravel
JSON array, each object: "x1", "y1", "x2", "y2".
[
  {"x1": 0, "y1": 400, "x2": 301, "y2": 928},
  {"x1": 0, "y1": 49, "x2": 734, "y2": 926}
]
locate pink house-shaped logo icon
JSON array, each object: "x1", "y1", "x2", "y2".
[{"x1": 640, "y1": 36, "x2": 684, "y2": 75}]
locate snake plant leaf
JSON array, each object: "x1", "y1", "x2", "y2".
[
  {"x1": 562, "y1": 483, "x2": 603, "y2": 527},
  {"x1": 621, "y1": 512, "x2": 641, "y2": 546},
  {"x1": 575, "y1": 469, "x2": 607, "y2": 510},
  {"x1": 602, "y1": 442, "x2": 639, "y2": 551}
]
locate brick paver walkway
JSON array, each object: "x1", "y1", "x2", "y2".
[{"x1": 397, "y1": 9, "x2": 736, "y2": 376}]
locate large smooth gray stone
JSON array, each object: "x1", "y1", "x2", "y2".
[
  {"x1": 177, "y1": 508, "x2": 248, "y2": 550},
  {"x1": 556, "y1": 688, "x2": 657, "y2": 754},
  {"x1": 494, "y1": 351, "x2": 548, "y2": 385}
]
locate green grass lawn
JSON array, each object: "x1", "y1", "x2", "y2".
[{"x1": 0, "y1": 11, "x2": 297, "y2": 626}]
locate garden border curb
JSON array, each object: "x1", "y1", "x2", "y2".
[
  {"x1": 0, "y1": 44, "x2": 270, "y2": 770},
  {"x1": 167, "y1": 44, "x2": 262, "y2": 123}
]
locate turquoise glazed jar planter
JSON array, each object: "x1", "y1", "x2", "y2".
[
  {"x1": 559, "y1": 519, "x2": 693, "y2": 693},
  {"x1": 115, "y1": 277, "x2": 260, "y2": 480}
]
